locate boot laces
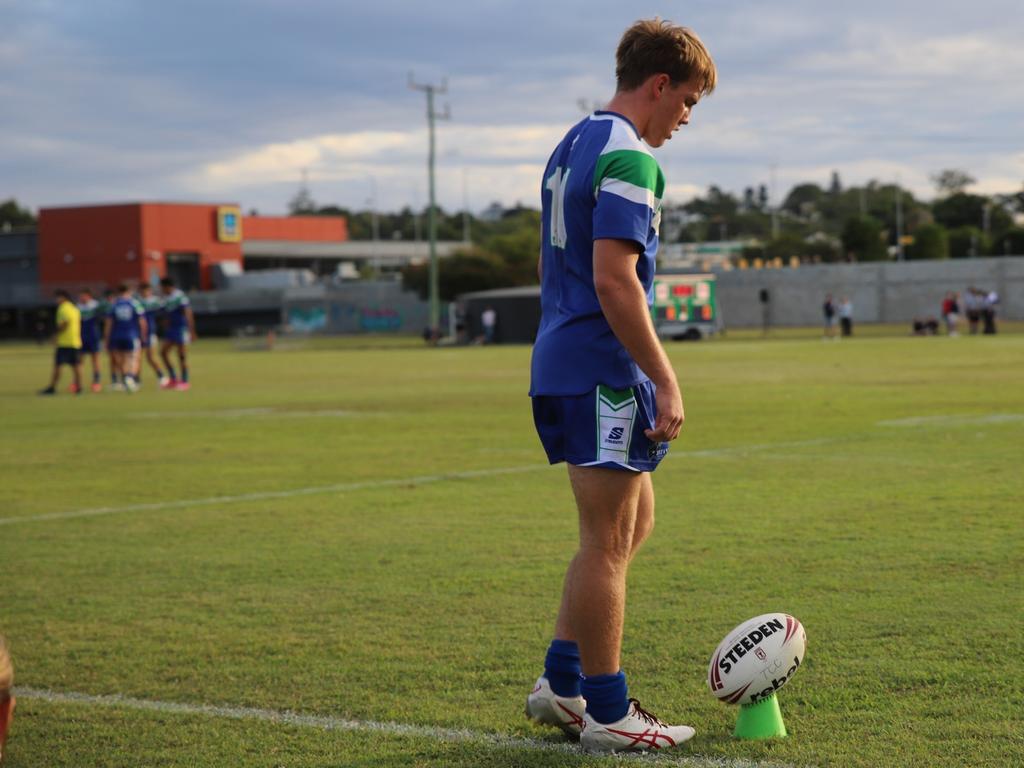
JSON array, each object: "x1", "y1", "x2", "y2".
[{"x1": 628, "y1": 699, "x2": 666, "y2": 727}]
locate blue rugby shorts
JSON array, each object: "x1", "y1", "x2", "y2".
[{"x1": 532, "y1": 381, "x2": 669, "y2": 473}]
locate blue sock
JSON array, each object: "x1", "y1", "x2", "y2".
[
  {"x1": 544, "y1": 639, "x2": 582, "y2": 697},
  {"x1": 582, "y1": 671, "x2": 629, "y2": 724},
  {"x1": 166, "y1": 364, "x2": 177, "y2": 381},
  {"x1": 181, "y1": 365, "x2": 189, "y2": 383}
]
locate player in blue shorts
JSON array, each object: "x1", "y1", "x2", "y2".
[
  {"x1": 98, "y1": 288, "x2": 120, "y2": 388},
  {"x1": 136, "y1": 283, "x2": 168, "y2": 388},
  {"x1": 103, "y1": 284, "x2": 148, "y2": 393},
  {"x1": 159, "y1": 278, "x2": 197, "y2": 391},
  {"x1": 524, "y1": 20, "x2": 716, "y2": 754},
  {"x1": 77, "y1": 288, "x2": 104, "y2": 392}
]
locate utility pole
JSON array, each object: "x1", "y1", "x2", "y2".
[
  {"x1": 462, "y1": 168, "x2": 471, "y2": 244},
  {"x1": 368, "y1": 176, "x2": 380, "y2": 279},
  {"x1": 894, "y1": 179, "x2": 904, "y2": 261},
  {"x1": 409, "y1": 74, "x2": 450, "y2": 336},
  {"x1": 769, "y1": 163, "x2": 779, "y2": 240}
]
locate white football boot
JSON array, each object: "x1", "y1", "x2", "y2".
[
  {"x1": 525, "y1": 676, "x2": 586, "y2": 737},
  {"x1": 580, "y1": 698, "x2": 695, "y2": 754}
]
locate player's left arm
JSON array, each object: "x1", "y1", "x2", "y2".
[
  {"x1": 185, "y1": 306, "x2": 197, "y2": 339},
  {"x1": 593, "y1": 239, "x2": 683, "y2": 442}
]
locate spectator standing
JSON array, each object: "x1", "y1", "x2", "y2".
[
  {"x1": 983, "y1": 290, "x2": 998, "y2": 334},
  {"x1": 838, "y1": 296, "x2": 853, "y2": 337},
  {"x1": 942, "y1": 291, "x2": 960, "y2": 336},
  {"x1": 823, "y1": 293, "x2": 836, "y2": 339},
  {"x1": 481, "y1": 306, "x2": 497, "y2": 344},
  {"x1": 964, "y1": 287, "x2": 981, "y2": 334}
]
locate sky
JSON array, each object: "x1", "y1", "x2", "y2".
[{"x1": 3, "y1": 0, "x2": 1023, "y2": 216}]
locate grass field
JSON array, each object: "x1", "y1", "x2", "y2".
[{"x1": 1, "y1": 329, "x2": 1022, "y2": 767}]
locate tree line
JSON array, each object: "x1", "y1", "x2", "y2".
[{"x1": 4, "y1": 168, "x2": 1022, "y2": 302}]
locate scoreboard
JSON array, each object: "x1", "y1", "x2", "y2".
[{"x1": 651, "y1": 273, "x2": 719, "y2": 339}]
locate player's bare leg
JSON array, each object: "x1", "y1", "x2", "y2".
[
  {"x1": 173, "y1": 343, "x2": 190, "y2": 390},
  {"x1": 553, "y1": 471, "x2": 653, "y2": 643},
  {"x1": 160, "y1": 340, "x2": 178, "y2": 387},
  {"x1": 565, "y1": 464, "x2": 642, "y2": 675}
]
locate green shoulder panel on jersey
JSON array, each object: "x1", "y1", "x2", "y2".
[{"x1": 590, "y1": 118, "x2": 665, "y2": 210}]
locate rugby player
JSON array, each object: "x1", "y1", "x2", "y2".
[
  {"x1": 103, "y1": 284, "x2": 147, "y2": 393},
  {"x1": 525, "y1": 19, "x2": 716, "y2": 754},
  {"x1": 137, "y1": 283, "x2": 168, "y2": 387},
  {"x1": 158, "y1": 278, "x2": 197, "y2": 391},
  {"x1": 77, "y1": 288, "x2": 104, "y2": 392}
]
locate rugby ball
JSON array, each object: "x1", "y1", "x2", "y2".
[{"x1": 708, "y1": 613, "x2": 806, "y2": 706}]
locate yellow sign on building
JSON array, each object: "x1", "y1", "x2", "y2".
[{"x1": 217, "y1": 206, "x2": 242, "y2": 242}]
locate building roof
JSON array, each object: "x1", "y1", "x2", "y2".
[{"x1": 242, "y1": 239, "x2": 466, "y2": 266}]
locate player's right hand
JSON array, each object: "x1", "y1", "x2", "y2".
[{"x1": 645, "y1": 380, "x2": 684, "y2": 442}]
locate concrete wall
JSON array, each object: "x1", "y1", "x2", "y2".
[
  {"x1": 283, "y1": 281, "x2": 432, "y2": 335},
  {"x1": 715, "y1": 256, "x2": 1024, "y2": 327}
]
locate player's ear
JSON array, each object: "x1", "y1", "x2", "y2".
[{"x1": 651, "y1": 73, "x2": 671, "y2": 99}]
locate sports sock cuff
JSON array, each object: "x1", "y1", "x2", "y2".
[
  {"x1": 544, "y1": 639, "x2": 582, "y2": 697},
  {"x1": 581, "y1": 670, "x2": 629, "y2": 724}
]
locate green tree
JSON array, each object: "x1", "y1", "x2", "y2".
[
  {"x1": 931, "y1": 169, "x2": 976, "y2": 196},
  {"x1": 401, "y1": 249, "x2": 511, "y2": 302},
  {"x1": 783, "y1": 183, "x2": 824, "y2": 217},
  {"x1": 992, "y1": 227, "x2": 1024, "y2": 255},
  {"x1": 906, "y1": 224, "x2": 948, "y2": 260},
  {"x1": 947, "y1": 226, "x2": 987, "y2": 259},
  {"x1": 841, "y1": 216, "x2": 887, "y2": 261},
  {"x1": 0, "y1": 199, "x2": 35, "y2": 228}
]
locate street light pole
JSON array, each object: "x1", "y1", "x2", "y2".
[{"x1": 409, "y1": 74, "x2": 450, "y2": 336}]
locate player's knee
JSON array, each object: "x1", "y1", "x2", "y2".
[{"x1": 581, "y1": 534, "x2": 634, "y2": 568}]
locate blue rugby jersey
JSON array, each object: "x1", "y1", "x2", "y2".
[
  {"x1": 530, "y1": 112, "x2": 665, "y2": 396},
  {"x1": 163, "y1": 289, "x2": 191, "y2": 333},
  {"x1": 138, "y1": 294, "x2": 164, "y2": 336},
  {"x1": 77, "y1": 299, "x2": 102, "y2": 344},
  {"x1": 108, "y1": 297, "x2": 145, "y2": 340}
]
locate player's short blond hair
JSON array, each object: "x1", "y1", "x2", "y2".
[
  {"x1": 616, "y1": 19, "x2": 717, "y2": 96},
  {"x1": 0, "y1": 636, "x2": 11, "y2": 696}
]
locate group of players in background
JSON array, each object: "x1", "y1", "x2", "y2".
[{"x1": 40, "y1": 278, "x2": 196, "y2": 395}]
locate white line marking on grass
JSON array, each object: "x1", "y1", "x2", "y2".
[
  {"x1": 15, "y1": 687, "x2": 795, "y2": 767},
  {"x1": 877, "y1": 413, "x2": 1024, "y2": 428},
  {"x1": 127, "y1": 408, "x2": 380, "y2": 419},
  {"x1": 0, "y1": 438, "x2": 839, "y2": 527},
  {"x1": 0, "y1": 465, "x2": 545, "y2": 527}
]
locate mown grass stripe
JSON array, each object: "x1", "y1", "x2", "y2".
[
  {"x1": 15, "y1": 687, "x2": 794, "y2": 767},
  {"x1": 0, "y1": 438, "x2": 840, "y2": 527}
]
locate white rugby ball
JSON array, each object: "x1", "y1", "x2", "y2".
[{"x1": 708, "y1": 613, "x2": 806, "y2": 706}]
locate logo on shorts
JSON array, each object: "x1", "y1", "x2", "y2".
[{"x1": 607, "y1": 427, "x2": 625, "y2": 442}]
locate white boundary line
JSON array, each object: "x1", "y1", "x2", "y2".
[
  {"x1": 15, "y1": 687, "x2": 795, "y2": 767},
  {"x1": 876, "y1": 412, "x2": 1024, "y2": 428},
  {"x1": 0, "y1": 438, "x2": 838, "y2": 528}
]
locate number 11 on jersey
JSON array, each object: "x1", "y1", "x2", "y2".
[{"x1": 545, "y1": 166, "x2": 570, "y2": 249}]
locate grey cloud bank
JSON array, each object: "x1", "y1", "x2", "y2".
[{"x1": 2, "y1": 0, "x2": 1022, "y2": 214}]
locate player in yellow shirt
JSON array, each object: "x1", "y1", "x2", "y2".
[{"x1": 39, "y1": 289, "x2": 83, "y2": 395}]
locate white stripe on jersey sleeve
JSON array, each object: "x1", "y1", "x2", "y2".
[{"x1": 598, "y1": 177, "x2": 662, "y2": 212}]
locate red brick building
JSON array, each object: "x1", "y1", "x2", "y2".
[{"x1": 37, "y1": 202, "x2": 348, "y2": 292}]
